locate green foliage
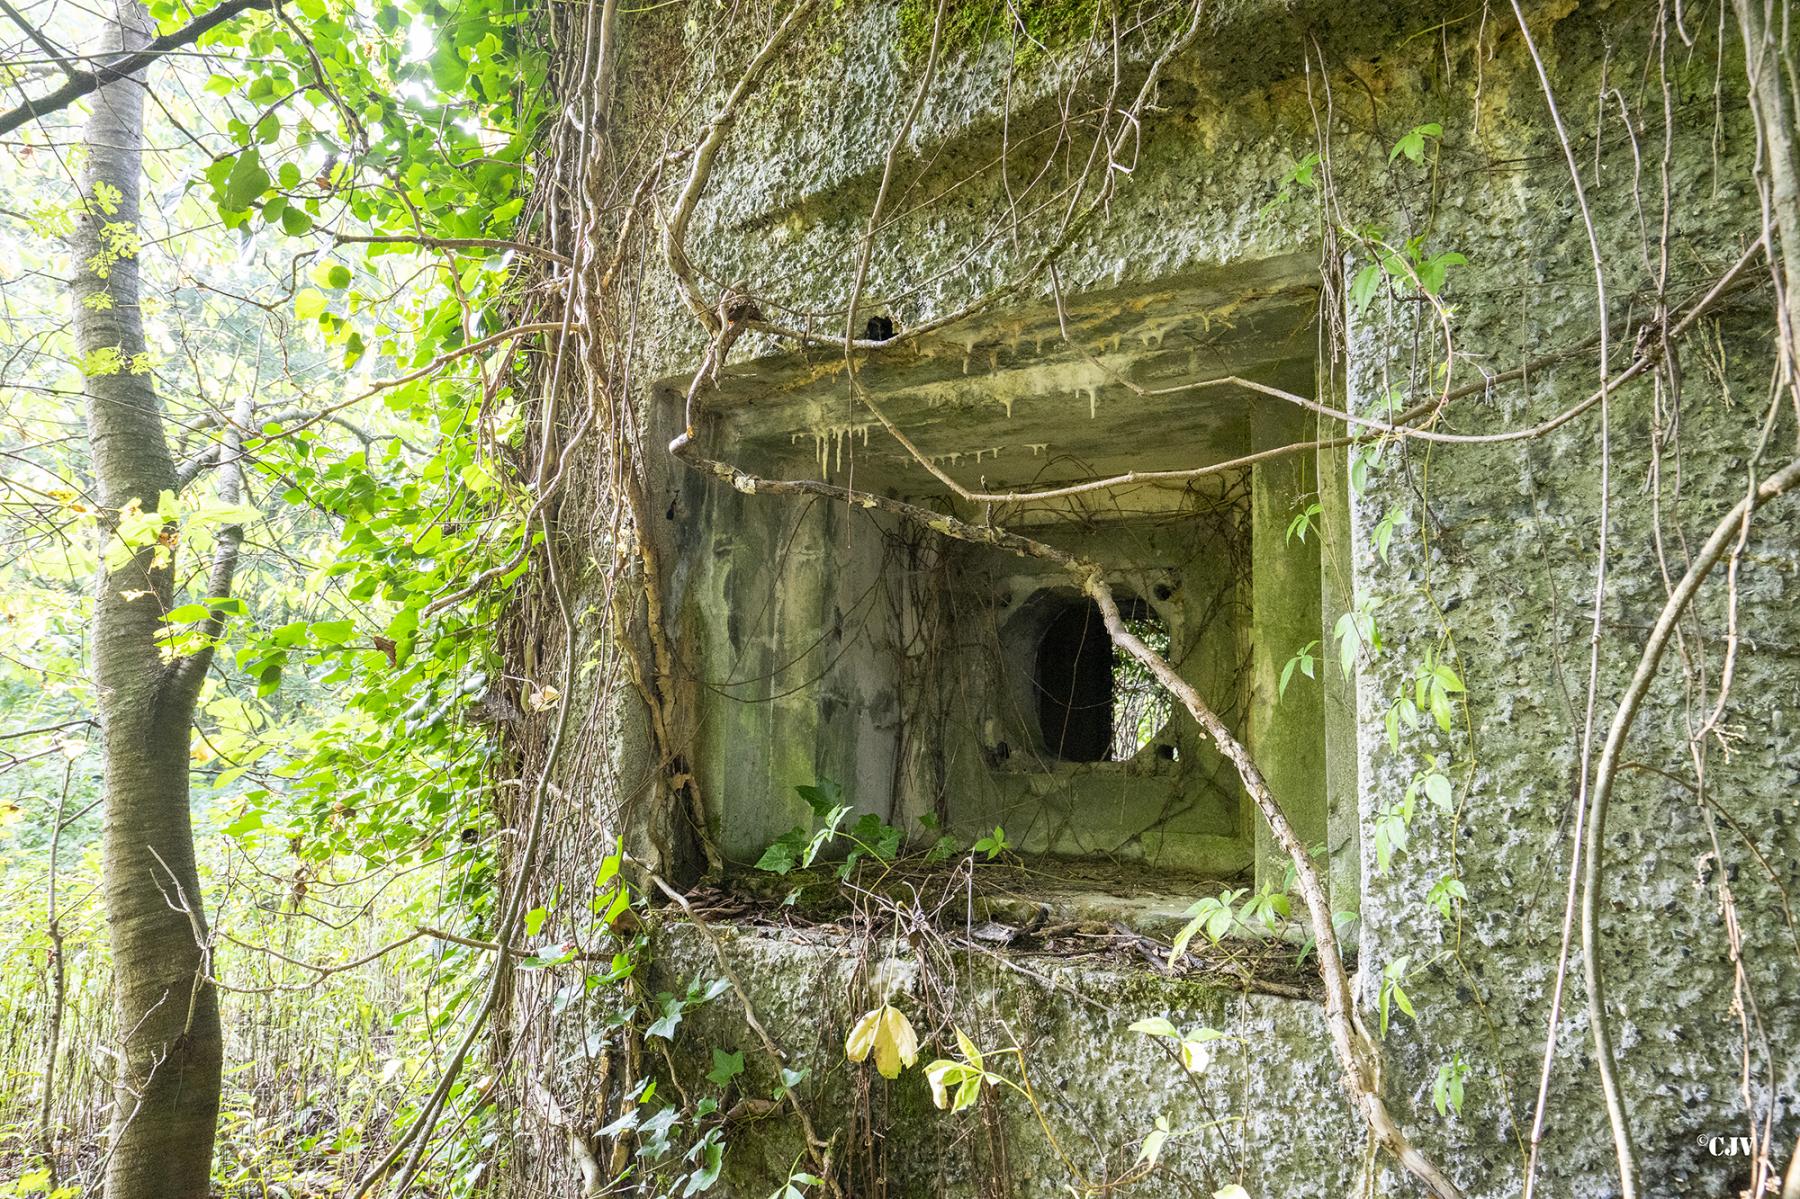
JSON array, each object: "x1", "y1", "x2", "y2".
[
  {"x1": 766, "y1": 1154, "x2": 825, "y2": 1199},
  {"x1": 1170, "y1": 888, "x2": 1239, "y2": 960},
  {"x1": 923, "y1": 1028, "x2": 1000, "y2": 1112},
  {"x1": 1388, "y1": 122, "x2": 1443, "y2": 165},
  {"x1": 1128, "y1": 1016, "x2": 1228, "y2": 1074},
  {"x1": 1333, "y1": 596, "x2": 1382, "y2": 678},
  {"x1": 2, "y1": 0, "x2": 561, "y2": 1184},
  {"x1": 1285, "y1": 501, "x2": 1322, "y2": 544},
  {"x1": 1279, "y1": 640, "x2": 1319, "y2": 698},
  {"x1": 706, "y1": 1048, "x2": 746, "y2": 1087},
  {"x1": 754, "y1": 780, "x2": 912, "y2": 878},
  {"x1": 969, "y1": 824, "x2": 1009, "y2": 860},
  {"x1": 1383, "y1": 649, "x2": 1465, "y2": 750},
  {"x1": 1377, "y1": 955, "x2": 1417, "y2": 1038},
  {"x1": 1262, "y1": 151, "x2": 1322, "y2": 214},
  {"x1": 1348, "y1": 236, "x2": 1468, "y2": 312},
  {"x1": 1432, "y1": 1055, "x2": 1470, "y2": 1118}
]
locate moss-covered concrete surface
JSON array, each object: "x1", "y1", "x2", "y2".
[
  {"x1": 651, "y1": 921, "x2": 1357, "y2": 1197},
  {"x1": 514, "y1": 0, "x2": 1800, "y2": 1194}
]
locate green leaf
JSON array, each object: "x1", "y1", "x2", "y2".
[
  {"x1": 1418, "y1": 251, "x2": 1468, "y2": 295},
  {"x1": 596, "y1": 844, "x2": 622, "y2": 888},
  {"x1": 223, "y1": 809, "x2": 264, "y2": 838},
  {"x1": 683, "y1": 1138, "x2": 724, "y2": 1195},
  {"x1": 222, "y1": 149, "x2": 270, "y2": 211},
  {"x1": 646, "y1": 994, "x2": 685, "y2": 1041},
  {"x1": 1128, "y1": 1016, "x2": 1179, "y2": 1038},
  {"x1": 430, "y1": 40, "x2": 468, "y2": 89},
  {"x1": 1335, "y1": 613, "x2": 1360, "y2": 677},
  {"x1": 311, "y1": 262, "x2": 354, "y2": 290},
  {"x1": 706, "y1": 1048, "x2": 745, "y2": 1086},
  {"x1": 311, "y1": 619, "x2": 355, "y2": 645},
  {"x1": 754, "y1": 827, "x2": 809, "y2": 875},
  {"x1": 280, "y1": 204, "x2": 314, "y2": 236},
  {"x1": 1390, "y1": 121, "x2": 1443, "y2": 163},
  {"x1": 294, "y1": 288, "x2": 328, "y2": 320},
  {"x1": 1137, "y1": 1117, "x2": 1171, "y2": 1167},
  {"x1": 1430, "y1": 685, "x2": 1455, "y2": 731},
  {"x1": 794, "y1": 779, "x2": 843, "y2": 819}
]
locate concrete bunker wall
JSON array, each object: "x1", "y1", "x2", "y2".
[{"x1": 519, "y1": 3, "x2": 1800, "y2": 1196}]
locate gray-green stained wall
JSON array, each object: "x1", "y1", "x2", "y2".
[{"x1": 525, "y1": 2, "x2": 1800, "y2": 1195}]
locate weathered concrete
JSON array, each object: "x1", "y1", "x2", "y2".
[
  {"x1": 519, "y1": 1, "x2": 1800, "y2": 1195},
  {"x1": 652, "y1": 921, "x2": 1360, "y2": 1197}
]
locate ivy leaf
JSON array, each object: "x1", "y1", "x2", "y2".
[
  {"x1": 705, "y1": 1048, "x2": 744, "y2": 1087},
  {"x1": 793, "y1": 779, "x2": 843, "y2": 819},
  {"x1": 754, "y1": 827, "x2": 810, "y2": 875},
  {"x1": 646, "y1": 994, "x2": 685, "y2": 1041}
]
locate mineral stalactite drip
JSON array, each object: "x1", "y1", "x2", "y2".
[{"x1": 791, "y1": 423, "x2": 872, "y2": 478}]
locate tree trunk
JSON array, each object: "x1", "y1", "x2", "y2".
[{"x1": 74, "y1": 1, "x2": 224, "y2": 1193}]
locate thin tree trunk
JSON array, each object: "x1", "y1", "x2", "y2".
[
  {"x1": 1732, "y1": 0, "x2": 1800, "y2": 390},
  {"x1": 73, "y1": 1, "x2": 224, "y2": 1193}
]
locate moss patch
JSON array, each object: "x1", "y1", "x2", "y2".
[{"x1": 893, "y1": 0, "x2": 1136, "y2": 64}]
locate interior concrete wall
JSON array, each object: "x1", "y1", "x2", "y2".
[{"x1": 920, "y1": 501, "x2": 1259, "y2": 873}]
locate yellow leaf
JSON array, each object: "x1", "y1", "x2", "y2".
[
  {"x1": 875, "y1": 1005, "x2": 918, "y2": 1079},
  {"x1": 925, "y1": 1060, "x2": 957, "y2": 1109},
  {"x1": 1179, "y1": 1039, "x2": 1213, "y2": 1074},
  {"x1": 844, "y1": 1004, "x2": 917, "y2": 1080},
  {"x1": 954, "y1": 1027, "x2": 983, "y2": 1072},
  {"x1": 846, "y1": 1008, "x2": 880, "y2": 1063}
]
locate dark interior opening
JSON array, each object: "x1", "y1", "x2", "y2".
[
  {"x1": 1035, "y1": 600, "x2": 1113, "y2": 761},
  {"x1": 1034, "y1": 598, "x2": 1171, "y2": 762}
]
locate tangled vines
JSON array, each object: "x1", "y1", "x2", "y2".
[{"x1": 470, "y1": 1, "x2": 1800, "y2": 1196}]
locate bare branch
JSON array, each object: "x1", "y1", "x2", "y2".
[{"x1": 0, "y1": 0, "x2": 273, "y2": 138}]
